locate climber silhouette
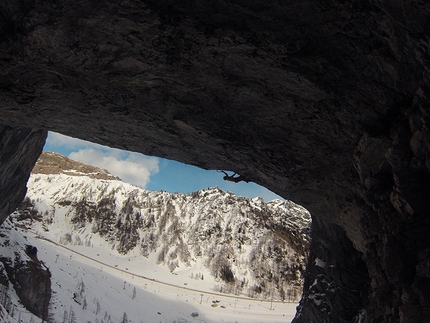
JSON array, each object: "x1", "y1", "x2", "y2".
[{"x1": 220, "y1": 171, "x2": 250, "y2": 183}]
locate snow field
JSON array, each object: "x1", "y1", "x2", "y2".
[{"x1": 28, "y1": 232, "x2": 298, "y2": 323}]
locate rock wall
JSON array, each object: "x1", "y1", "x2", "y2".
[
  {"x1": 2, "y1": 247, "x2": 52, "y2": 319},
  {"x1": 0, "y1": 1, "x2": 429, "y2": 322},
  {"x1": 0, "y1": 126, "x2": 47, "y2": 223},
  {"x1": 0, "y1": 220, "x2": 51, "y2": 320},
  {"x1": 294, "y1": 217, "x2": 370, "y2": 323},
  {"x1": 353, "y1": 105, "x2": 430, "y2": 322}
]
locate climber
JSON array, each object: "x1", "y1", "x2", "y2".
[{"x1": 219, "y1": 171, "x2": 250, "y2": 183}]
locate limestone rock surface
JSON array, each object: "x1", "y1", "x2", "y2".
[
  {"x1": 0, "y1": 1, "x2": 429, "y2": 322},
  {"x1": 0, "y1": 126, "x2": 47, "y2": 222}
]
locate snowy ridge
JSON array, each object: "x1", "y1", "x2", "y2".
[
  {"x1": 31, "y1": 151, "x2": 120, "y2": 181},
  {"x1": 16, "y1": 153, "x2": 311, "y2": 304}
]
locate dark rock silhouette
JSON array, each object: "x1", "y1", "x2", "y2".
[
  {"x1": 0, "y1": 1, "x2": 429, "y2": 322},
  {"x1": 0, "y1": 221, "x2": 51, "y2": 320}
]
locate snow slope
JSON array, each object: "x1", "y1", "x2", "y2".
[
  {"x1": 16, "y1": 152, "x2": 311, "y2": 303},
  {"x1": 0, "y1": 219, "x2": 299, "y2": 323},
  {"x1": 28, "y1": 231, "x2": 299, "y2": 323}
]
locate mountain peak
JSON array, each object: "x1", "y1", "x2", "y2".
[{"x1": 32, "y1": 151, "x2": 120, "y2": 181}]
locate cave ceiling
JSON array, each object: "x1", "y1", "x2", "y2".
[{"x1": 0, "y1": 1, "x2": 429, "y2": 322}]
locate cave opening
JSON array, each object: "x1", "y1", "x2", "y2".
[
  {"x1": 4, "y1": 130, "x2": 313, "y2": 322},
  {"x1": 43, "y1": 131, "x2": 286, "y2": 202}
]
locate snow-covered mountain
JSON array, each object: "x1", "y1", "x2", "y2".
[{"x1": 13, "y1": 152, "x2": 311, "y2": 308}]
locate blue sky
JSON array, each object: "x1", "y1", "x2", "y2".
[{"x1": 44, "y1": 132, "x2": 283, "y2": 201}]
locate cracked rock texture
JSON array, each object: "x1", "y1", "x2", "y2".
[{"x1": 0, "y1": 1, "x2": 429, "y2": 322}]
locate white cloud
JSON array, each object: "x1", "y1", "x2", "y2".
[
  {"x1": 46, "y1": 132, "x2": 159, "y2": 188},
  {"x1": 69, "y1": 149, "x2": 159, "y2": 188}
]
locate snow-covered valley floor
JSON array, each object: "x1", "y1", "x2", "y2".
[{"x1": 25, "y1": 231, "x2": 298, "y2": 323}]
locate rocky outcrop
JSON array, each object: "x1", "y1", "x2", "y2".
[
  {"x1": 0, "y1": 1, "x2": 429, "y2": 322},
  {"x1": 33, "y1": 151, "x2": 121, "y2": 180},
  {"x1": 0, "y1": 220, "x2": 51, "y2": 320}
]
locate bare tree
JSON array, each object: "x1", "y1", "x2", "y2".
[
  {"x1": 69, "y1": 306, "x2": 77, "y2": 323},
  {"x1": 121, "y1": 312, "x2": 128, "y2": 323},
  {"x1": 82, "y1": 297, "x2": 87, "y2": 310},
  {"x1": 94, "y1": 299, "x2": 101, "y2": 314}
]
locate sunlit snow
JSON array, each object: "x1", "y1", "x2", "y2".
[{"x1": 28, "y1": 228, "x2": 298, "y2": 322}]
